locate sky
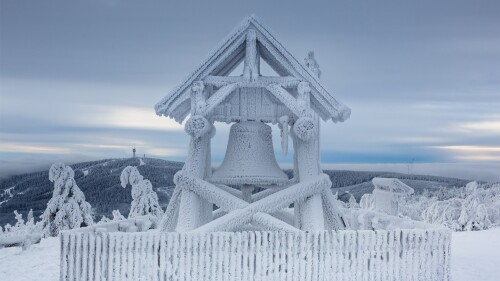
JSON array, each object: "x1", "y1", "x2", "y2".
[{"x1": 0, "y1": 0, "x2": 499, "y2": 181}]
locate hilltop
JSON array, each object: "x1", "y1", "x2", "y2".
[{"x1": 0, "y1": 157, "x2": 469, "y2": 226}]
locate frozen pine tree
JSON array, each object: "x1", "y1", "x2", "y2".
[
  {"x1": 112, "y1": 209, "x2": 125, "y2": 221},
  {"x1": 120, "y1": 166, "x2": 164, "y2": 223},
  {"x1": 13, "y1": 210, "x2": 25, "y2": 227},
  {"x1": 40, "y1": 162, "x2": 94, "y2": 237},
  {"x1": 98, "y1": 215, "x2": 111, "y2": 224},
  {"x1": 347, "y1": 194, "x2": 360, "y2": 209},
  {"x1": 27, "y1": 209, "x2": 34, "y2": 225}
]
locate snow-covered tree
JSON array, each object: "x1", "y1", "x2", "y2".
[
  {"x1": 98, "y1": 215, "x2": 111, "y2": 224},
  {"x1": 120, "y1": 166, "x2": 164, "y2": 222},
  {"x1": 3, "y1": 223, "x2": 12, "y2": 233},
  {"x1": 347, "y1": 194, "x2": 360, "y2": 209},
  {"x1": 112, "y1": 210, "x2": 125, "y2": 221},
  {"x1": 13, "y1": 210, "x2": 25, "y2": 228},
  {"x1": 420, "y1": 182, "x2": 495, "y2": 231},
  {"x1": 27, "y1": 209, "x2": 34, "y2": 225},
  {"x1": 360, "y1": 193, "x2": 375, "y2": 210},
  {"x1": 40, "y1": 162, "x2": 94, "y2": 237}
]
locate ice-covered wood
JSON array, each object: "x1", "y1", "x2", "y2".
[
  {"x1": 60, "y1": 229, "x2": 451, "y2": 281},
  {"x1": 243, "y1": 29, "x2": 259, "y2": 81},
  {"x1": 203, "y1": 75, "x2": 301, "y2": 88},
  {"x1": 190, "y1": 174, "x2": 330, "y2": 233},
  {"x1": 175, "y1": 85, "x2": 214, "y2": 232},
  {"x1": 266, "y1": 84, "x2": 306, "y2": 117}
]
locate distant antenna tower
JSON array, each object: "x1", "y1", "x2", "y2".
[
  {"x1": 133, "y1": 146, "x2": 136, "y2": 158},
  {"x1": 407, "y1": 158, "x2": 414, "y2": 175}
]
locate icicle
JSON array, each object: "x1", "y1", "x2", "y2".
[{"x1": 278, "y1": 115, "x2": 289, "y2": 156}]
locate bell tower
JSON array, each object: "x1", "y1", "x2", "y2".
[{"x1": 155, "y1": 15, "x2": 350, "y2": 233}]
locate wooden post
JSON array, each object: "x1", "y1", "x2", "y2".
[
  {"x1": 243, "y1": 29, "x2": 259, "y2": 81},
  {"x1": 293, "y1": 82, "x2": 325, "y2": 230},
  {"x1": 241, "y1": 184, "x2": 254, "y2": 203},
  {"x1": 176, "y1": 81, "x2": 213, "y2": 232}
]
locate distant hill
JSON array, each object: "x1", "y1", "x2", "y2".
[
  {"x1": 0, "y1": 158, "x2": 183, "y2": 226},
  {"x1": 0, "y1": 158, "x2": 469, "y2": 226}
]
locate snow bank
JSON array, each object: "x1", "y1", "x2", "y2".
[
  {"x1": 451, "y1": 227, "x2": 500, "y2": 281},
  {"x1": 0, "y1": 237, "x2": 60, "y2": 281}
]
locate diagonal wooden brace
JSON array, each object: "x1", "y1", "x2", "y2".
[
  {"x1": 179, "y1": 173, "x2": 331, "y2": 233},
  {"x1": 175, "y1": 173, "x2": 297, "y2": 231}
]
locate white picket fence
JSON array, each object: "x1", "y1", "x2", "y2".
[{"x1": 60, "y1": 229, "x2": 450, "y2": 281}]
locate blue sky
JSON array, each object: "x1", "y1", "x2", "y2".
[{"x1": 1, "y1": 0, "x2": 499, "y2": 180}]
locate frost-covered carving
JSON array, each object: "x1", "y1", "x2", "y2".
[
  {"x1": 293, "y1": 116, "x2": 315, "y2": 141},
  {"x1": 41, "y1": 162, "x2": 93, "y2": 237},
  {"x1": 304, "y1": 51, "x2": 321, "y2": 78},
  {"x1": 120, "y1": 166, "x2": 164, "y2": 223},
  {"x1": 184, "y1": 115, "x2": 211, "y2": 138}
]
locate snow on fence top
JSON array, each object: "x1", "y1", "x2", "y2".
[{"x1": 372, "y1": 177, "x2": 414, "y2": 194}]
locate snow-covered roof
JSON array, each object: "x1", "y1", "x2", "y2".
[
  {"x1": 372, "y1": 177, "x2": 414, "y2": 194},
  {"x1": 155, "y1": 15, "x2": 351, "y2": 123}
]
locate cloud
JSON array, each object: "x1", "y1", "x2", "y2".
[
  {"x1": 453, "y1": 120, "x2": 500, "y2": 135},
  {"x1": 81, "y1": 105, "x2": 183, "y2": 131},
  {"x1": 431, "y1": 145, "x2": 500, "y2": 162},
  {"x1": 0, "y1": 143, "x2": 72, "y2": 154}
]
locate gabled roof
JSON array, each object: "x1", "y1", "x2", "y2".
[
  {"x1": 155, "y1": 15, "x2": 351, "y2": 123},
  {"x1": 372, "y1": 178, "x2": 414, "y2": 194}
]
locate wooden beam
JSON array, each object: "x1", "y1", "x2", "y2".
[
  {"x1": 266, "y1": 84, "x2": 308, "y2": 117},
  {"x1": 204, "y1": 75, "x2": 300, "y2": 87},
  {"x1": 243, "y1": 29, "x2": 259, "y2": 81},
  {"x1": 202, "y1": 83, "x2": 238, "y2": 116}
]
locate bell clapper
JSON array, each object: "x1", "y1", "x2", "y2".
[{"x1": 241, "y1": 184, "x2": 254, "y2": 203}]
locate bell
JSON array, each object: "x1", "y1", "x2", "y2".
[{"x1": 211, "y1": 121, "x2": 289, "y2": 186}]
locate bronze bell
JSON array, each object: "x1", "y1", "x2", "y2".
[{"x1": 210, "y1": 121, "x2": 289, "y2": 186}]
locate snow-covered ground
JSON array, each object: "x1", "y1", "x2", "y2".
[
  {"x1": 451, "y1": 227, "x2": 500, "y2": 281},
  {"x1": 0, "y1": 228, "x2": 499, "y2": 281}
]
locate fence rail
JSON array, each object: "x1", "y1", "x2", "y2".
[{"x1": 60, "y1": 229, "x2": 450, "y2": 281}]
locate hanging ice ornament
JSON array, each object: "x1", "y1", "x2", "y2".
[{"x1": 279, "y1": 115, "x2": 289, "y2": 156}]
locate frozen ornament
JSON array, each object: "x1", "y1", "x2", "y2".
[
  {"x1": 293, "y1": 117, "x2": 315, "y2": 141},
  {"x1": 184, "y1": 115, "x2": 211, "y2": 138},
  {"x1": 278, "y1": 115, "x2": 289, "y2": 156}
]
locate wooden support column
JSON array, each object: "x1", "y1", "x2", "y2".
[
  {"x1": 243, "y1": 29, "x2": 259, "y2": 81},
  {"x1": 293, "y1": 82, "x2": 325, "y2": 231},
  {"x1": 176, "y1": 81, "x2": 213, "y2": 232},
  {"x1": 241, "y1": 184, "x2": 254, "y2": 203}
]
